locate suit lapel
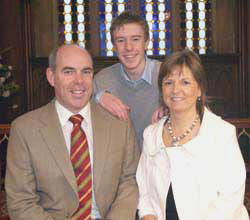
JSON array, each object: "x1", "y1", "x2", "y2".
[
  {"x1": 39, "y1": 101, "x2": 78, "y2": 196},
  {"x1": 91, "y1": 103, "x2": 111, "y2": 195}
]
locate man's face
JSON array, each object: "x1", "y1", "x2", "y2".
[
  {"x1": 46, "y1": 45, "x2": 94, "y2": 113},
  {"x1": 112, "y1": 23, "x2": 149, "y2": 80}
]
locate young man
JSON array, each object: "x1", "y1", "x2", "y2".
[
  {"x1": 94, "y1": 12, "x2": 162, "y2": 149},
  {"x1": 5, "y1": 44, "x2": 140, "y2": 220}
]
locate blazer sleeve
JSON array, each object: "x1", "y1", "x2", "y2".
[
  {"x1": 204, "y1": 125, "x2": 249, "y2": 220},
  {"x1": 105, "y1": 119, "x2": 140, "y2": 220},
  {"x1": 5, "y1": 122, "x2": 55, "y2": 220}
]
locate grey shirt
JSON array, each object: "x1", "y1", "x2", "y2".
[{"x1": 94, "y1": 57, "x2": 161, "y2": 150}]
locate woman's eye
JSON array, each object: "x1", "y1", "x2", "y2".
[{"x1": 183, "y1": 80, "x2": 190, "y2": 85}]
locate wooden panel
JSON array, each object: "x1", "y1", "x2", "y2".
[
  {"x1": 31, "y1": 1, "x2": 58, "y2": 57},
  {"x1": 238, "y1": 0, "x2": 250, "y2": 117},
  {"x1": 30, "y1": 58, "x2": 53, "y2": 109},
  {"x1": 170, "y1": 0, "x2": 181, "y2": 52},
  {"x1": 88, "y1": 1, "x2": 100, "y2": 56},
  {"x1": 0, "y1": 0, "x2": 29, "y2": 123},
  {"x1": 202, "y1": 54, "x2": 240, "y2": 117},
  {"x1": 226, "y1": 118, "x2": 250, "y2": 165},
  {"x1": 213, "y1": 0, "x2": 236, "y2": 53}
]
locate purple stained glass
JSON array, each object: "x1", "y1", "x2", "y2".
[
  {"x1": 140, "y1": 0, "x2": 172, "y2": 55},
  {"x1": 99, "y1": 0, "x2": 131, "y2": 56},
  {"x1": 58, "y1": 5, "x2": 64, "y2": 13},
  {"x1": 99, "y1": 0, "x2": 106, "y2": 56},
  {"x1": 205, "y1": 2, "x2": 211, "y2": 10},
  {"x1": 113, "y1": 0, "x2": 118, "y2": 16},
  {"x1": 165, "y1": 0, "x2": 172, "y2": 54}
]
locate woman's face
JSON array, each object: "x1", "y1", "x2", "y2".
[{"x1": 162, "y1": 65, "x2": 201, "y2": 115}]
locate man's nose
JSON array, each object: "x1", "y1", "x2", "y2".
[
  {"x1": 74, "y1": 72, "x2": 84, "y2": 83},
  {"x1": 125, "y1": 40, "x2": 132, "y2": 51}
]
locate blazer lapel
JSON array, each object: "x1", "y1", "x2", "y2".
[
  {"x1": 91, "y1": 103, "x2": 110, "y2": 195},
  {"x1": 39, "y1": 101, "x2": 78, "y2": 196}
]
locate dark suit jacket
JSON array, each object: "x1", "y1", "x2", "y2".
[{"x1": 5, "y1": 100, "x2": 140, "y2": 220}]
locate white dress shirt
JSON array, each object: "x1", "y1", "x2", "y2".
[{"x1": 55, "y1": 100, "x2": 101, "y2": 219}]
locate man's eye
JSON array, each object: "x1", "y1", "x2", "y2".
[
  {"x1": 63, "y1": 70, "x2": 74, "y2": 74},
  {"x1": 133, "y1": 38, "x2": 140, "y2": 41},
  {"x1": 163, "y1": 81, "x2": 172, "y2": 86},
  {"x1": 116, "y1": 39, "x2": 124, "y2": 43},
  {"x1": 82, "y1": 69, "x2": 92, "y2": 75}
]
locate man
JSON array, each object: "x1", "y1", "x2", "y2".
[
  {"x1": 94, "y1": 12, "x2": 162, "y2": 149},
  {"x1": 5, "y1": 44, "x2": 140, "y2": 220}
]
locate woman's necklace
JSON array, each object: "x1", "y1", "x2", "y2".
[{"x1": 166, "y1": 115, "x2": 199, "y2": 147}]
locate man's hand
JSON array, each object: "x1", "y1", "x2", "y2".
[{"x1": 99, "y1": 92, "x2": 130, "y2": 120}]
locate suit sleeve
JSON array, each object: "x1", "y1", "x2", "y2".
[
  {"x1": 105, "y1": 119, "x2": 140, "y2": 220},
  {"x1": 5, "y1": 122, "x2": 55, "y2": 220},
  {"x1": 204, "y1": 126, "x2": 249, "y2": 220}
]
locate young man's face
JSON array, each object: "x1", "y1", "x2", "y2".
[
  {"x1": 46, "y1": 45, "x2": 94, "y2": 113},
  {"x1": 112, "y1": 23, "x2": 149, "y2": 80}
]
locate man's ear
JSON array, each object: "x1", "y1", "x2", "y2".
[
  {"x1": 46, "y1": 68, "x2": 55, "y2": 87},
  {"x1": 113, "y1": 42, "x2": 117, "y2": 52},
  {"x1": 145, "y1": 39, "x2": 149, "y2": 50}
]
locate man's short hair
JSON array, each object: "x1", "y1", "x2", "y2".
[
  {"x1": 110, "y1": 11, "x2": 150, "y2": 43},
  {"x1": 48, "y1": 44, "x2": 88, "y2": 72}
]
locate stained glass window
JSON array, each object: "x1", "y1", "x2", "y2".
[
  {"x1": 99, "y1": 0, "x2": 132, "y2": 56},
  {"x1": 58, "y1": 1, "x2": 212, "y2": 56},
  {"x1": 140, "y1": 0, "x2": 171, "y2": 56},
  {"x1": 58, "y1": 0, "x2": 90, "y2": 48},
  {"x1": 180, "y1": 0, "x2": 212, "y2": 54}
]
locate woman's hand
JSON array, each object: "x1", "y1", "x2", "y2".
[{"x1": 142, "y1": 215, "x2": 157, "y2": 220}]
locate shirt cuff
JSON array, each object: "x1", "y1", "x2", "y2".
[{"x1": 95, "y1": 90, "x2": 111, "y2": 103}]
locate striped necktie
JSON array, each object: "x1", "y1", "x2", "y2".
[{"x1": 69, "y1": 114, "x2": 92, "y2": 220}]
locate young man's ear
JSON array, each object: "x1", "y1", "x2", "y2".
[
  {"x1": 144, "y1": 39, "x2": 149, "y2": 50},
  {"x1": 46, "y1": 68, "x2": 55, "y2": 87}
]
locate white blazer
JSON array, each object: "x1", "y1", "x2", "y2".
[{"x1": 136, "y1": 108, "x2": 249, "y2": 220}]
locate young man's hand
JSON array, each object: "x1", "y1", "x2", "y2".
[{"x1": 99, "y1": 92, "x2": 130, "y2": 121}]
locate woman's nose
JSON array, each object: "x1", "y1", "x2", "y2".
[{"x1": 173, "y1": 82, "x2": 180, "y2": 93}]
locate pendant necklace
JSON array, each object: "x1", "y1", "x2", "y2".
[{"x1": 166, "y1": 115, "x2": 199, "y2": 147}]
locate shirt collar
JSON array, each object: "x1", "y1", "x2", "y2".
[
  {"x1": 55, "y1": 100, "x2": 91, "y2": 127},
  {"x1": 120, "y1": 56, "x2": 152, "y2": 85}
]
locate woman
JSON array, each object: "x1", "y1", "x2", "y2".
[{"x1": 136, "y1": 49, "x2": 249, "y2": 220}]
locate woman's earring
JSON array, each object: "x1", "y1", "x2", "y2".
[{"x1": 197, "y1": 96, "x2": 201, "y2": 101}]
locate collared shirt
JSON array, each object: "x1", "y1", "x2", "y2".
[
  {"x1": 120, "y1": 56, "x2": 152, "y2": 87},
  {"x1": 95, "y1": 56, "x2": 153, "y2": 102},
  {"x1": 55, "y1": 100, "x2": 101, "y2": 219}
]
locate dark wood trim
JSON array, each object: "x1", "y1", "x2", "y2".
[
  {"x1": 226, "y1": 118, "x2": 250, "y2": 128},
  {"x1": 89, "y1": 1, "x2": 100, "y2": 56},
  {"x1": 22, "y1": 1, "x2": 34, "y2": 111},
  {"x1": 0, "y1": 125, "x2": 10, "y2": 134},
  {"x1": 238, "y1": 0, "x2": 250, "y2": 117}
]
